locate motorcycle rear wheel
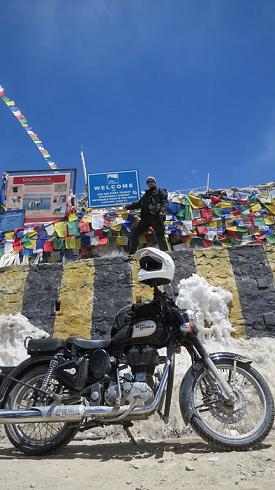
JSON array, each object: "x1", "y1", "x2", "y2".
[
  {"x1": 4, "y1": 365, "x2": 79, "y2": 456},
  {"x1": 180, "y1": 358, "x2": 274, "y2": 451}
]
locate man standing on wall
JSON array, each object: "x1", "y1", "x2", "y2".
[{"x1": 126, "y1": 176, "x2": 168, "y2": 255}]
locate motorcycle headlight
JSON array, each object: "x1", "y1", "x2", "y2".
[{"x1": 179, "y1": 309, "x2": 199, "y2": 334}]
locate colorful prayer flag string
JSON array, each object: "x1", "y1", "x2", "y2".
[{"x1": 0, "y1": 84, "x2": 57, "y2": 170}]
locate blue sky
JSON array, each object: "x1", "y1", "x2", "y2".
[{"x1": 1, "y1": 0, "x2": 275, "y2": 195}]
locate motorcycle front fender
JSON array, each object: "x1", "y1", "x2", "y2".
[
  {"x1": 179, "y1": 352, "x2": 252, "y2": 425},
  {"x1": 0, "y1": 355, "x2": 54, "y2": 408},
  {"x1": 208, "y1": 352, "x2": 252, "y2": 366}
]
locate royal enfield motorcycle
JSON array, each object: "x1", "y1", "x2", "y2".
[{"x1": 0, "y1": 281, "x2": 274, "y2": 456}]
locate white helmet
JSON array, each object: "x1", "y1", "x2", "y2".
[{"x1": 135, "y1": 247, "x2": 175, "y2": 285}]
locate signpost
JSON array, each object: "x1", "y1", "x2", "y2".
[
  {"x1": 88, "y1": 170, "x2": 140, "y2": 208},
  {"x1": 5, "y1": 169, "x2": 76, "y2": 223},
  {"x1": 0, "y1": 209, "x2": 25, "y2": 232}
]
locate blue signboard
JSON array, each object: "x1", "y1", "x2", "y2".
[
  {"x1": 88, "y1": 170, "x2": 140, "y2": 208},
  {"x1": 0, "y1": 209, "x2": 25, "y2": 232}
]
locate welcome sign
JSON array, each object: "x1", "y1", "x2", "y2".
[{"x1": 88, "y1": 170, "x2": 140, "y2": 208}]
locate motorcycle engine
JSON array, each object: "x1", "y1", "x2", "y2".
[
  {"x1": 104, "y1": 345, "x2": 160, "y2": 407},
  {"x1": 126, "y1": 345, "x2": 160, "y2": 387},
  {"x1": 104, "y1": 379, "x2": 154, "y2": 407}
]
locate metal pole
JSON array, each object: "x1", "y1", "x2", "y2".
[
  {"x1": 80, "y1": 149, "x2": 88, "y2": 192},
  {"x1": 206, "y1": 173, "x2": 210, "y2": 191}
]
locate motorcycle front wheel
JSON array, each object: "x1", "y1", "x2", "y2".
[
  {"x1": 180, "y1": 358, "x2": 274, "y2": 451},
  {"x1": 4, "y1": 364, "x2": 79, "y2": 456}
]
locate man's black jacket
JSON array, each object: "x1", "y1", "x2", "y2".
[{"x1": 127, "y1": 187, "x2": 168, "y2": 217}]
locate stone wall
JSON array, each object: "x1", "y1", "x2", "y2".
[{"x1": 0, "y1": 244, "x2": 275, "y2": 339}]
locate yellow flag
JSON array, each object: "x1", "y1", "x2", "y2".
[
  {"x1": 208, "y1": 220, "x2": 220, "y2": 228},
  {"x1": 215, "y1": 201, "x2": 232, "y2": 209},
  {"x1": 4, "y1": 232, "x2": 14, "y2": 240},
  {"x1": 26, "y1": 232, "x2": 38, "y2": 239},
  {"x1": 264, "y1": 216, "x2": 274, "y2": 225},
  {"x1": 251, "y1": 203, "x2": 261, "y2": 212},
  {"x1": 187, "y1": 195, "x2": 204, "y2": 208},
  {"x1": 120, "y1": 211, "x2": 130, "y2": 219},
  {"x1": 54, "y1": 221, "x2": 67, "y2": 238},
  {"x1": 116, "y1": 236, "x2": 127, "y2": 245},
  {"x1": 111, "y1": 224, "x2": 122, "y2": 232},
  {"x1": 65, "y1": 237, "x2": 81, "y2": 249},
  {"x1": 68, "y1": 213, "x2": 78, "y2": 222},
  {"x1": 264, "y1": 204, "x2": 275, "y2": 215}
]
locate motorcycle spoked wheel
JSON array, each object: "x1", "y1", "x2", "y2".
[
  {"x1": 4, "y1": 365, "x2": 79, "y2": 456},
  {"x1": 180, "y1": 358, "x2": 274, "y2": 451}
]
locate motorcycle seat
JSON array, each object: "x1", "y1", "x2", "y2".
[
  {"x1": 66, "y1": 337, "x2": 111, "y2": 350},
  {"x1": 27, "y1": 338, "x2": 66, "y2": 354}
]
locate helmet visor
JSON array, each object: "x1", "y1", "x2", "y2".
[{"x1": 139, "y1": 256, "x2": 163, "y2": 271}]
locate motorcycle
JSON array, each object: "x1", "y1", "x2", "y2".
[{"x1": 0, "y1": 284, "x2": 274, "y2": 456}]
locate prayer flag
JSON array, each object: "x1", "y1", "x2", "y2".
[
  {"x1": 197, "y1": 226, "x2": 208, "y2": 235},
  {"x1": 200, "y1": 208, "x2": 213, "y2": 220},
  {"x1": 188, "y1": 195, "x2": 204, "y2": 209},
  {"x1": 54, "y1": 221, "x2": 67, "y2": 238}
]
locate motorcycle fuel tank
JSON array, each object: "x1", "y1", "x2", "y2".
[{"x1": 132, "y1": 320, "x2": 157, "y2": 338}]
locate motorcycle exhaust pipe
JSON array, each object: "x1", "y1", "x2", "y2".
[
  {"x1": 0, "y1": 361, "x2": 170, "y2": 425},
  {"x1": 0, "y1": 405, "x2": 128, "y2": 424}
]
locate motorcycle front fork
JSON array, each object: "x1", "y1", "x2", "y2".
[
  {"x1": 203, "y1": 357, "x2": 235, "y2": 403},
  {"x1": 188, "y1": 333, "x2": 236, "y2": 403}
]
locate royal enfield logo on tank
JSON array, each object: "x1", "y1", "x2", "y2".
[{"x1": 132, "y1": 320, "x2": 157, "y2": 338}]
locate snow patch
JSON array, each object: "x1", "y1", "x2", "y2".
[
  {"x1": 174, "y1": 273, "x2": 275, "y2": 397},
  {"x1": 0, "y1": 314, "x2": 49, "y2": 366},
  {"x1": 176, "y1": 273, "x2": 235, "y2": 340}
]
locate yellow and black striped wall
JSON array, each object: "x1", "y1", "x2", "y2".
[{"x1": 0, "y1": 245, "x2": 275, "y2": 339}]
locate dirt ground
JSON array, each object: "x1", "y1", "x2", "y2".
[{"x1": 0, "y1": 431, "x2": 274, "y2": 490}]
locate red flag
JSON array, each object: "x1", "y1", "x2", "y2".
[
  {"x1": 211, "y1": 195, "x2": 221, "y2": 204},
  {"x1": 200, "y1": 208, "x2": 213, "y2": 220},
  {"x1": 197, "y1": 226, "x2": 208, "y2": 235},
  {"x1": 202, "y1": 239, "x2": 213, "y2": 248}
]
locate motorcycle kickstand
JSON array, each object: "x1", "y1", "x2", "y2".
[{"x1": 123, "y1": 423, "x2": 138, "y2": 446}]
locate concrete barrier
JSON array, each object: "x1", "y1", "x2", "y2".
[{"x1": 0, "y1": 244, "x2": 274, "y2": 339}]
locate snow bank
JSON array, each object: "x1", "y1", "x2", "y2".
[
  {"x1": 174, "y1": 273, "x2": 275, "y2": 399},
  {"x1": 176, "y1": 273, "x2": 235, "y2": 340},
  {"x1": 0, "y1": 314, "x2": 49, "y2": 366}
]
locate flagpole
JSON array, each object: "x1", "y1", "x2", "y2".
[
  {"x1": 206, "y1": 173, "x2": 210, "y2": 191},
  {"x1": 80, "y1": 149, "x2": 88, "y2": 193}
]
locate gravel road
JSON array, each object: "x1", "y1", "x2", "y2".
[{"x1": 0, "y1": 432, "x2": 274, "y2": 490}]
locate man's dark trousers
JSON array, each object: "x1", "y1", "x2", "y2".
[{"x1": 128, "y1": 215, "x2": 167, "y2": 255}]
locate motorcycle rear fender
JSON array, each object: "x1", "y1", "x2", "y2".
[
  {"x1": 0, "y1": 355, "x2": 54, "y2": 408},
  {"x1": 179, "y1": 352, "x2": 252, "y2": 425}
]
